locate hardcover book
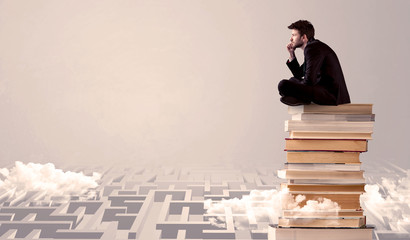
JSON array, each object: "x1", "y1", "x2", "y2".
[
  {"x1": 285, "y1": 139, "x2": 368, "y2": 152},
  {"x1": 291, "y1": 113, "x2": 375, "y2": 121},
  {"x1": 288, "y1": 104, "x2": 373, "y2": 115},
  {"x1": 285, "y1": 120, "x2": 374, "y2": 132},
  {"x1": 289, "y1": 131, "x2": 373, "y2": 140},
  {"x1": 286, "y1": 151, "x2": 361, "y2": 163}
]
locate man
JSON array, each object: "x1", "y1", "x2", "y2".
[{"x1": 278, "y1": 20, "x2": 350, "y2": 106}]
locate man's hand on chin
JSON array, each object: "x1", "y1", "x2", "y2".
[{"x1": 287, "y1": 42, "x2": 295, "y2": 61}]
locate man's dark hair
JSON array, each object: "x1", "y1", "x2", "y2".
[{"x1": 288, "y1": 20, "x2": 315, "y2": 41}]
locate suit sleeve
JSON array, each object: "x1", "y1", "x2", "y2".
[
  {"x1": 304, "y1": 46, "x2": 325, "y2": 86},
  {"x1": 286, "y1": 58, "x2": 304, "y2": 80}
]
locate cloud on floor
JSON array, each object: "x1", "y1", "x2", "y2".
[
  {"x1": 205, "y1": 188, "x2": 340, "y2": 229},
  {"x1": 0, "y1": 161, "x2": 101, "y2": 198},
  {"x1": 361, "y1": 170, "x2": 410, "y2": 231}
]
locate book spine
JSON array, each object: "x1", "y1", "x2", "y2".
[{"x1": 285, "y1": 139, "x2": 368, "y2": 152}]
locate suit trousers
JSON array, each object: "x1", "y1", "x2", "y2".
[{"x1": 278, "y1": 77, "x2": 337, "y2": 105}]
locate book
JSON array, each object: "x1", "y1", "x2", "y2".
[
  {"x1": 282, "y1": 209, "x2": 364, "y2": 218},
  {"x1": 277, "y1": 169, "x2": 364, "y2": 180},
  {"x1": 285, "y1": 139, "x2": 368, "y2": 152},
  {"x1": 268, "y1": 225, "x2": 373, "y2": 240},
  {"x1": 285, "y1": 120, "x2": 374, "y2": 132},
  {"x1": 281, "y1": 183, "x2": 365, "y2": 193},
  {"x1": 288, "y1": 104, "x2": 373, "y2": 115},
  {"x1": 284, "y1": 193, "x2": 362, "y2": 210},
  {"x1": 284, "y1": 192, "x2": 362, "y2": 208},
  {"x1": 291, "y1": 113, "x2": 375, "y2": 121},
  {"x1": 286, "y1": 151, "x2": 360, "y2": 163},
  {"x1": 278, "y1": 217, "x2": 366, "y2": 228},
  {"x1": 284, "y1": 163, "x2": 361, "y2": 171},
  {"x1": 289, "y1": 131, "x2": 373, "y2": 140},
  {"x1": 288, "y1": 179, "x2": 366, "y2": 184}
]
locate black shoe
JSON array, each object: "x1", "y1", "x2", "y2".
[{"x1": 280, "y1": 96, "x2": 310, "y2": 106}]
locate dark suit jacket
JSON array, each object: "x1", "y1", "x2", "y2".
[{"x1": 286, "y1": 39, "x2": 351, "y2": 105}]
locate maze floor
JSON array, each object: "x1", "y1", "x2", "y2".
[{"x1": 0, "y1": 162, "x2": 409, "y2": 240}]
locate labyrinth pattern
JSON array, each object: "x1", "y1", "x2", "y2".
[{"x1": 0, "y1": 162, "x2": 409, "y2": 240}]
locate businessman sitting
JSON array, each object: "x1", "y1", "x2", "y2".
[{"x1": 278, "y1": 20, "x2": 350, "y2": 106}]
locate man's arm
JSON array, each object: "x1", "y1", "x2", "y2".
[
  {"x1": 286, "y1": 58, "x2": 304, "y2": 80},
  {"x1": 286, "y1": 42, "x2": 304, "y2": 80},
  {"x1": 303, "y1": 44, "x2": 325, "y2": 86}
]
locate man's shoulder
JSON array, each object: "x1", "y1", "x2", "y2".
[
  {"x1": 306, "y1": 39, "x2": 328, "y2": 49},
  {"x1": 305, "y1": 39, "x2": 334, "y2": 54}
]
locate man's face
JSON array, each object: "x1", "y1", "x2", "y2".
[{"x1": 290, "y1": 29, "x2": 304, "y2": 49}]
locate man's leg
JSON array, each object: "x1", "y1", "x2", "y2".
[
  {"x1": 278, "y1": 78, "x2": 337, "y2": 105},
  {"x1": 311, "y1": 86, "x2": 337, "y2": 105},
  {"x1": 278, "y1": 78, "x2": 313, "y2": 105}
]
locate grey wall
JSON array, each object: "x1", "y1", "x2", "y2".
[{"x1": 0, "y1": 0, "x2": 409, "y2": 168}]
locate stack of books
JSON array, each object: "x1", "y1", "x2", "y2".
[{"x1": 270, "y1": 104, "x2": 375, "y2": 240}]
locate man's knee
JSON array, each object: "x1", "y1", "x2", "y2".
[{"x1": 278, "y1": 79, "x2": 289, "y2": 92}]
